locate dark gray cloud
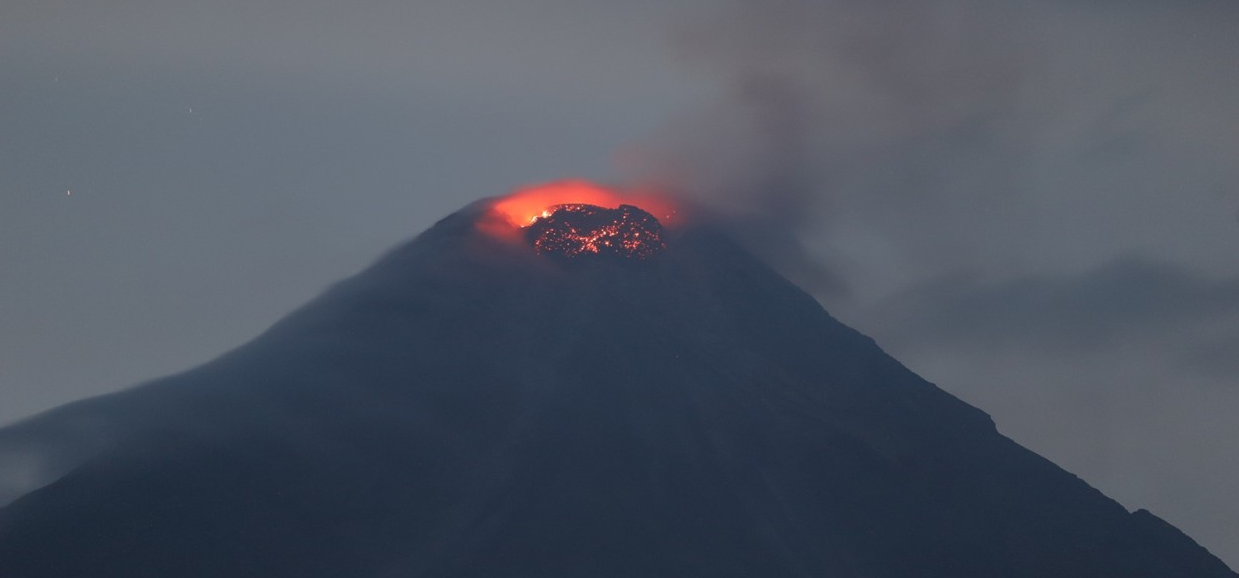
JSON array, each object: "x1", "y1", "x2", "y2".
[
  {"x1": 629, "y1": 0, "x2": 1239, "y2": 292},
  {"x1": 861, "y1": 256, "x2": 1239, "y2": 361},
  {"x1": 1181, "y1": 330, "x2": 1239, "y2": 381}
]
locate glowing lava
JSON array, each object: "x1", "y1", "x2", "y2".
[
  {"x1": 492, "y1": 180, "x2": 676, "y2": 227},
  {"x1": 526, "y1": 204, "x2": 666, "y2": 259},
  {"x1": 482, "y1": 180, "x2": 676, "y2": 259}
]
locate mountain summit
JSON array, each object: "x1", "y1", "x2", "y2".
[{"x1": 0, "y1": 193, "x2": 1233, "y2": 577}]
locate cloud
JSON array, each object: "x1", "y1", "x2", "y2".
[
  {"x1": 2, "y1": 0, "x2": 1237, "y2": 568},
  {"x1": 625, "y1": 0, "x2": 1239, "y2": 296},
  {"x1": 620, "y1": 2, "x2": 1239, "y2": 565},
  {"x1": 860, "y1": 256, "x2": 1239, "y2": 361}
]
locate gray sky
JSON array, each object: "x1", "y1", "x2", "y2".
[{"x1": 3, "y1": 0, "x2": 1237, "y2": 567}]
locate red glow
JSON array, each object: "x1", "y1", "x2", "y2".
[
  {"x1": 491, "y1": 180, "x2": 677, "y2": 228},
  {"x1": 527, "y1": 204, "x2": 666, "y2": 259}
]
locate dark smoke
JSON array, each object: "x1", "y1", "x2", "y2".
[
  {"x1": 626, "y1": 0, "x2": 1239, "y2": 297},
  {"x1": 621, "y1": 0, "x2": 1239, "y2": 566}
]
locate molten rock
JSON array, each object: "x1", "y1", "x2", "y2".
[{"x1": 526, "y1": 204, "x2": 666, "y2": 259}]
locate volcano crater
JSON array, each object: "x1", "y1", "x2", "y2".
[{"x1": 525, "y1": 204, "x2": 666, "y2": 260}]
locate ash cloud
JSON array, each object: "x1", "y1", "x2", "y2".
[
  {"x1": 629, "y1": 0, "x2": 1239, "y2": 297},
  {"x1": 624, "y1": 0, "x2": 1239, "y2": 565}
]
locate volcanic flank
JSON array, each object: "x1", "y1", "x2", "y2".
[{"x1": 0, "y1": 185, "x2": 1234, "y2": 578}]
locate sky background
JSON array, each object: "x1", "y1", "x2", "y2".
[{"x1": 3, "y1": 0, "x2": 1237, "y2": 566}]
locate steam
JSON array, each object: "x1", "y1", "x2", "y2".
[{"x1": 627, "y1": 0, "x2": 1239, "y2": 300}]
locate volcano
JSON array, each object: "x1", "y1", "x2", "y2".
[{"x1": 0, "y1": 193, "x2": 1233, "y2": 577}]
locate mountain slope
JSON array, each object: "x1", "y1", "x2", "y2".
[{"x1": 0, "y1": 201, "x2": 1233, "y2": 577}]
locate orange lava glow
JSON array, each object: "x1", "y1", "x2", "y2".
[
  {"x1": 491, "y1": 180, "x2": 677, "y2": 228},
  {"x1": 527, "y1": 204, "x2": 666, "y2": 259}
]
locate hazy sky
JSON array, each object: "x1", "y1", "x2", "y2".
[{"x1": 3, "y1": 0, "x2": 1237, "y2": 566}]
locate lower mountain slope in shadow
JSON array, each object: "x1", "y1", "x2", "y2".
[{"x1": 0, "y1": 200, "x2": 1233, "y2": 577}]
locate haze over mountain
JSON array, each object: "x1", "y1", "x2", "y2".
[
  {"x1": 5, "y1": 0, "x2": 1238, "y2": 566},
  {"x1": 0, "y1": 195, "x2": 1233, "y2": 577}
]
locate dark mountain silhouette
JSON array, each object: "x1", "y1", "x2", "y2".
[{"x1": 0, "y1": 200, "x2": 1233, "y2": 577}]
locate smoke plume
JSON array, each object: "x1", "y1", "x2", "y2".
[
  {"x1": 621, "y1": 0, "x2": 1239, "y2": 564},
  {"x1": 627, "y1": 0, "x2": 1239, "y2": 299}
]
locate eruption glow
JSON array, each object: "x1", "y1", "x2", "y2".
[
  {"x1": 492, "y1": 180, "x2": 676, "y2": 227},
  {"x1": 481, "y1": 180, "x2": 677, "y2": 259}
]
